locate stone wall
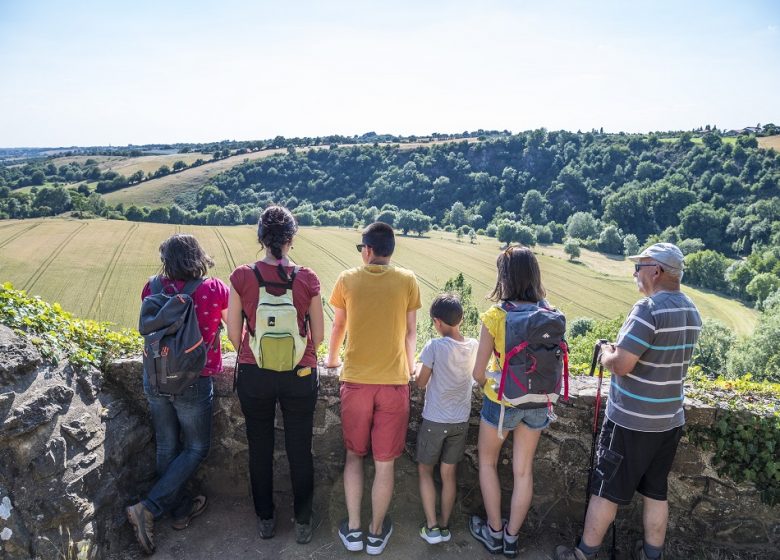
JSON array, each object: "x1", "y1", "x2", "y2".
[{"x1": 1, "y1": 331, "x2": 778, "y2": 559}]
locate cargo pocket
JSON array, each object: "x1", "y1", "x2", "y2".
[{"x1": 593, "y1": 447, "x2": 623, "y2": 483}]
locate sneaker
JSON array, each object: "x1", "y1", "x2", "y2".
[
  {"x1": 632, "y1": 539, "x2": 662, "y2": 560},
  {"x1": 439, "y1": 526, "x2": 451, "y2": 542},
  {"x1": 338, "y1": 519, "x2": 364, "y2": 552},
  {"x1": 554, "y1": 545, "x2": 595, "y2": 560},
  {"x1": 365, "y1": 515, "x2": 393, "y2": 555},
  {"x1": 419, "y1": 522, "x2": 442, "y2": 544},
  {"x1": 126, "y1": 502, "x2": 155, "y2": 555},
  {"x1": 503, "y1": 527, "x2": 519, "y2": 558},
  {"x1": 257, "y1": 515, "x2": 275, "y2": 539},
  {"x1": 469, "y1": 515, "x2": 502, "y2": 554},
  {"x1": 295, "y1": 520, "x2": 313, "y2": 544}
]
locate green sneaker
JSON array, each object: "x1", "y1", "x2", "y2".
[
  {"x1": 419, "y1": 522, "x2": 442, "y2": 544},
  {"x1": 439, "y1": 526, "x2": 451, "y2": 542}
]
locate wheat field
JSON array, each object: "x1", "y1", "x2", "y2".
[{"x1": 0, "y1": 218, "x2": 758, "y2": 336}]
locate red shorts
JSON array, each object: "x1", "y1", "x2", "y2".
[{"x1": 340, "y1": 382, "x2": 410, "y2": 461}]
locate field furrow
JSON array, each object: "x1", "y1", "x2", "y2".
[
  {"x1": 0, "y1": 221, "x2": 42, "y2": 250},
  {"x1": 23, "y1": 222, "x2": 89, "y2": 292},
  {"x1": 88, "y1": 223, "x2": 139, "y2": 318}
]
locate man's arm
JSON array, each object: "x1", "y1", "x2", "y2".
[
  {"x1": 326, "y1": 307, "x2": 347, "y2": 368},
  {"x1": 600, "y1": 343, "x2": 641, "y2": 377},
  {"x1": 405, "y1": 309, "x2": 417, "y2": 377}
]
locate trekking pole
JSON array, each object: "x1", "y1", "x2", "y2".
[
  {"x1": 583, "y1": 340, "x2": 606, "y2": 523},
  {"x1": 583, "y1": 339, "x2": 616, "y2": 560}
]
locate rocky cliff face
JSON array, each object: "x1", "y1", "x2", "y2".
[
  {"x1": 1, "y1": 325, "x2": 777, "y2": 559},
  {"x1": 0, "y1": 325, "x2": 155, "y2": 559}
]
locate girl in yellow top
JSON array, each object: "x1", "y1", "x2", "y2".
[{"x1": 468, "y1": 246, "x2": 552, "y2": 558}]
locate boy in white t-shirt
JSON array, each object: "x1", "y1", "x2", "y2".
[{"x1": 414, "y1": 293, "x2": 479, "y2": 544}]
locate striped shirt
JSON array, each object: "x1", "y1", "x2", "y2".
[{"x1": 607, "y1": 290, "x2": 701, "y2": 432}]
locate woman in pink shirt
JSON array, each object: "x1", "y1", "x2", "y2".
[{"x1": 126, "y1": 234, "x2": 229, "y2": 555}]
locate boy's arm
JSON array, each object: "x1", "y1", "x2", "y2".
[
  {"x1": 326, "y1": 307, "x2": 347, "y2": 368},
  {"x1": 415, "y1": 364, "x2": 433, "y2": 389},
  {"x1": 405, "y1": 309, "x2": 417, "y2": 377}
]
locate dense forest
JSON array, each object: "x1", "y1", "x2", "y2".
[{"x1": 2, "y1": 129, "x2": 780, "y2": 309}]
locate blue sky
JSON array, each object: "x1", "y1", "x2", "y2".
[{"x1": 0, "y1": 0, "x2": 778, "y2": 147}]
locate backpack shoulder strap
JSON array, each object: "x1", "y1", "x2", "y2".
[
  {"x1": 149, "y1": 275, "x2": 164, "y2": 295},
  {"x1": 250, "y1": 263, "x2": 264, "y2": 287},
  {"x1": 182, "y1": 277, "x2": 205, "y2": 296}
]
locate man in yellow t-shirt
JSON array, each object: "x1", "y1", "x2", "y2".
[{"x1": 326, "y1": 221, "x2": 421, "y2": 555}]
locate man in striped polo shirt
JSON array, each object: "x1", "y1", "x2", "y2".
[{"x1": 556, "y1": 243, "x2": 701, "y2": 560}]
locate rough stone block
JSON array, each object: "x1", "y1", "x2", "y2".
[
  {"x1": 31, "y1": 436, "x2": 67, "y2": 480},
  {"x1": 0, "y1": 385, "x2": 74, "y2": 439},
  {"x1": 0, "y1": 325, "x2": 42, "y2": 385}
]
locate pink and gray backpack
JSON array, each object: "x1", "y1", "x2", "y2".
[{"x1": 493, "y1": 301, "x2": 569, "y2": 434}]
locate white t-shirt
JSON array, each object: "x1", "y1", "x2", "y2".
[{"x1": 419, "y1": 336, "x2": 479, "y2": 423}]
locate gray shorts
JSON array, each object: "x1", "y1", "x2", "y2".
[{"x1": 415, "y1": 418, "x2": 469, "y2": 465}]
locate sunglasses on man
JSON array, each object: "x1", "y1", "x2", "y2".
[
  {"x1": 356, "y1": 244, "x2": 365, "y2": 253},
  {"x1": 634, "y1": 263, "x2": 663, "y2": 273}
]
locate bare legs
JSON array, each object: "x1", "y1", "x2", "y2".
[
  {"x1": 344, "y1": 450, "x2": 396, "y2": 534},
  {"x1": 477, "y1": 420, "x2": 542, "y2": 535}
]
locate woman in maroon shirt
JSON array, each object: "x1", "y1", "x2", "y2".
[
  {"x1": 227, "y1": 206, "x2": 324, "y2": 545},
  {"x1": 127, "y1": 234, "x2": 229, "y2": 555}
]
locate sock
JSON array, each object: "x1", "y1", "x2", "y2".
[
  {"x1": 488, "y1": 524, "x2": 503, "y2": 538},
  {"x1": 577, "y1": 538, "x2": 601, "y2": 557},
  {"x1": 643, "y1": 542, "x2": 663, "y2": 559},
  {"x1": 503, "y1": 526, "x2": 519, "y2": 543}
]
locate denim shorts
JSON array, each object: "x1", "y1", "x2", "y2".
[{"x1": 480, "y1": 396, "x2": 551, "y2": 431}]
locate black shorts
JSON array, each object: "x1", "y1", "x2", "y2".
[{"x1": 590, "y1": 419, "x2": 682, "y2": 505}]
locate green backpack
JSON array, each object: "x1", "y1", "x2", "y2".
[{"x1": 244, "y1": 263, "x2": 308, "y2": 372}]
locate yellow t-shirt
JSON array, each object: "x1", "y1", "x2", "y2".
[
  {"x1": 330, "y1": 264, "x2": 421, "y2": 384},
  {"x1": 480, "y1": 305, "x2": 507, "y2": 404}
]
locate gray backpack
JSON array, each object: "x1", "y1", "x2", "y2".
[{"x1": 139, "y1": 276, "x2": 207, "y2": 395}]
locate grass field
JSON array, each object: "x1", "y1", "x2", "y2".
[
  {"x1": 0, "y1": 218, "x2": 758, "y2": 337},
  {"x1": 758, "y1": 134, "x2": 780, "y2": 152}
]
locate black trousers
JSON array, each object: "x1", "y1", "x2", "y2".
[{"x1": 236, "y1": 363, "x2": 318, "y2": 523}]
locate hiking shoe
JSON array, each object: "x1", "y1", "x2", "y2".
[
  {"x1": 554, "y1": 545, "x2": 596, "y2": 560},
  {"x1": 469, "y1": 515, "x2": 502, "y2": 554},
  {"x1": 338, "y1": 519, "x2": 364, "y2": 552},
  {"x1": 503, "y1": 527, "x2": 519, "y2": 558},
  {"x1": 257, "y1": 515, "x2": 275, "y2": 539},
  {"x1": 126, "y1": 502, "x2": 155, "y2": 555},
  {"x1": 439, "y1": 526, "x2": 451, "y2": 542},
  {"x1": 632, "y1": 539, "x2": 662, "y2": 560},
  {"x1": 295, "y1": 520, "x2": 313, "y2": 544},
  {"x1": 365, "y1": 515, "x2": 393, "y2": 555},
  {"x1": 419, "y1": 522, "x2": 442, "y2": 544},
  {"x1": 172, "y1": 495, "x2": 208, "y2": 530}
]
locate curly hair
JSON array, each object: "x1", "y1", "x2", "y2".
[
  {"x1": 159, "y1": 234, "x2": 214, "y2": 281},
  {"x1": 258, "y1": 205, "x2": 298, "y2": 257}
]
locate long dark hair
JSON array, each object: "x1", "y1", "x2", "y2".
[
  {"x1": 258, "y1": 205, "x2": 298, "y2": 281},
  {"x1": 489, "y1": 245, "x2": 546, "y2": 303},
  {"x1": 159, "y1": 234, "x2": 214, "y2": 281}
]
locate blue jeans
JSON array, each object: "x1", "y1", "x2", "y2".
[{"x1": 142, "y1": 374, "x2": 214, "y2": 518}]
